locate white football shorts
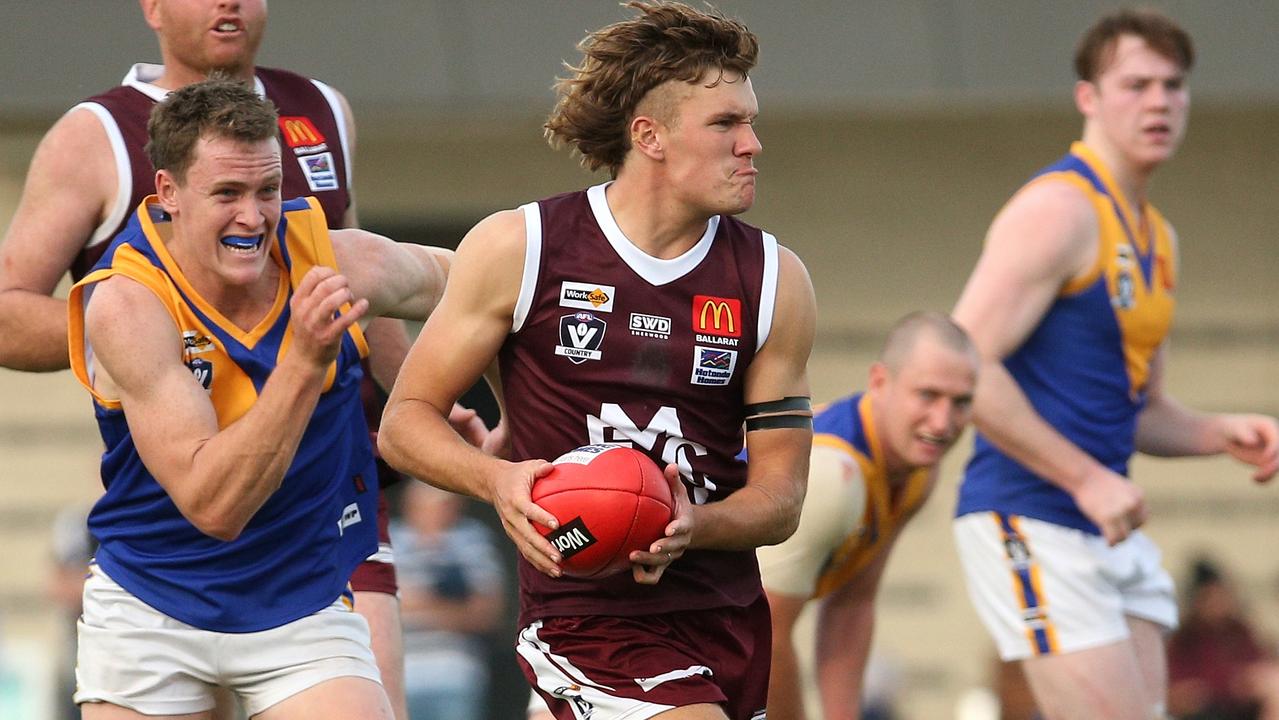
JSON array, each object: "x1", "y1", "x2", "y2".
[
  {"x1": 952, "y1": 512, "x2": 1177, "y2": 661},
  {"x1": 75, "y1": 565, "x2": 381, "y2": 716}
]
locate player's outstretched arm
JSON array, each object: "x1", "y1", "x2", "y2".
[
  {"x1": 84, "y1": 266, "x2": 364, "y2": 541},
  {"x1": 692, "y1": 245, "x2": 816, "y2": 551},
  {"x1": 326, "y1": 86, "x2": 416, "y2": 400},
  {"x1": 813, "y1": 546, "x2": 891, "y2": 720},
  {"x1": 1136, "y1": 346, "x2": 1279, "y2": 481},
  {"x1": 761, "y1": 444, "x2": 866, "y2": 719},
  {"x1": 378, "y1": 211, "x2": 563, "y2": 576},
  {"x1": 0, "y1": 108, "x2": 116, "y2": 371},
  {"x1": 331, "y1": 228, "x2": 451, "y2": 324},
  {"x1": 954, "y1": 181, "x2": 1145, "y2": 545}
]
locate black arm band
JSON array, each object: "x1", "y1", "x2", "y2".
[
  {"x1": 743, "y1": 396, "x2": 812, "y2": 417},
  {"x1": 745, "y1": 414, "x2": 814, "y2": 431}
]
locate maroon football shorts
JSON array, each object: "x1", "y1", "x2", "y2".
[
  {"x1": 517, "y1": 594, "x2": 771, "y2": 720},
  {"x1": 348, "y1": 490, "x2": 396, "y2": 595}
]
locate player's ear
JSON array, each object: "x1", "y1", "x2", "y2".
[
  {"x1": 139, "y1": 0, "x2": 162, "y2": 31},
  {"x1": 868, "y1": 361, "x2": 890, "y2": 393},
  {"x1": 630, "y1": 115, "x2": 664, "y2": 161},
  {"x1": 1074, "y1": 80, "x2": 1097, "y2": 117},
  {"x1": 155, "y1": 170, "x2": 180, "y2": 214}
]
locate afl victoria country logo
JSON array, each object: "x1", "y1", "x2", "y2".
[{"x1": 555, "y1": 312, "x2": 606, "y2": 364}]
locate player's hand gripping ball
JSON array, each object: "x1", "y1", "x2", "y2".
[{"x1": 532, "y1": 444, "x2": 674, "y2": 578}]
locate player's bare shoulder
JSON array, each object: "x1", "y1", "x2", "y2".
[
  {"x1": 83, "y1": 273, "x2": 178, "y2": 396},
  {"x1": 991, "y1": 176, "x2": 1100, "y2": 280},
  {"x1": 762, "y1": 244, "x2": 816, "y2": 354},
  {"x1": 31, "y1": 105, "x2": 118, "y2": 195},
  {"x1": 5, "y1": 105, "x2": 118, "y2": 250},
  {"x1": 443, "y1": 208, "x2": 530, "y2": 318}
]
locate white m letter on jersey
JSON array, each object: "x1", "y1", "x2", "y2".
[{"x1": 587, "y1": 403, "x2": 716, "y2": 504}]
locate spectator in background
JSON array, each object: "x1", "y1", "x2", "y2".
[
  {"x1": 1167, "y1": 558, "x2": 1279, "y2": 720},
  {"x1": 392, "y1": 482, "x2": 504, "y2": 720}
]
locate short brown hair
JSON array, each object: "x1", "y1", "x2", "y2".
[
  {"x1": 1074, "y1": 8, "x2": 1194, "y2": 82},
  {"x1": 146, "y1": 77, "x2": 279, "y2": 183},
  {"x1": 878, "y1": 311, "x2": 976, "y2": 373},
  {"x1": 545, "y1": 1, "x2": 758, "y2": 176}
]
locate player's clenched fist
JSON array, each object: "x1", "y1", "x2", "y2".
[{"x1": 289, "y1": 266, "x2": 368, "y2": 366}]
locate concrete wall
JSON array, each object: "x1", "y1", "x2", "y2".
[{"x1": 3, "y1": 0, "x2": 1278, "y2": 120}]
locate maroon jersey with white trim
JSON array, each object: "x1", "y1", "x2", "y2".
[
  {"x1": 501, "y1": 183, "x2": 780, "y2": 624},
  {"x1": 73, "y1": 65, "x2": 351, "y2": 280}
]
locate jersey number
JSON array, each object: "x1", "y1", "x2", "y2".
[{"x1": 586, "y1": 403, "x2": 717, "y2": 504}]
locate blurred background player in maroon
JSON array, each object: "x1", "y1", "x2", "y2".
[
  {"x1": 379, "y1": 3, "x2": 817, "y2": 719},
  {"x1": 1166, "y1": 557, "x2": 1279, "y2": 720}
]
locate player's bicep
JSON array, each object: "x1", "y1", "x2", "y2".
[
  {"x1": 741, "y1": 246, "x2": 817, "y2": 510},
  {"x1": 0, "y1": 109, "x2": 115, "y2": 293},
  {"x1": 952, "y1": 182, "x2": 1097, "y2": 359},
  {"x1": 388, "y1": 210, "x2": 525, "y2": 413},
  {"x1": 745, "y1": 246, "x2": 815, "y2": 405},
  {"x1": 85, "y1": 277, "x2": 219, "y2": 487},
  {"x1": 334, "y1": 228, "x2": 452, "y2": 322}
]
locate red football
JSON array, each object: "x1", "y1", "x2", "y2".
[{"x1": 532, "y1": 444, "x2": 674, "y2": 578}]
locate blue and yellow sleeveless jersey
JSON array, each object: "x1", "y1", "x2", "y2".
[
  {"x1": 956, "y1": 142, "x2": 1177, "y2": 534},
  {"x1": 67, "y1": 196, "x2": 378, "y2": 632},
  {"x1": 809, "y1": 393, "x2": 931, "y2": 598}
]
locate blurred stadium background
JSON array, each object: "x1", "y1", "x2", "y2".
[{"x1": 0, "y1": 2, "x2": 1275, "y2": 718}]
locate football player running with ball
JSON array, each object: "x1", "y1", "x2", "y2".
[{"x1": 379, "y1": 3, "x2": 816, "y2": 719}]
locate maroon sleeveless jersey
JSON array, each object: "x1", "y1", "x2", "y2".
[
  {"x1": 72, "y1": 64, "x2": 351, "y2": 280},
  {"x1": 501, "y1": 184, "x2": 781, "y2": 624}
]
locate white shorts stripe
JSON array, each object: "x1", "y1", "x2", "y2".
[
  {"x1": 517, "y1": 620, "x2": 676, "y2": 720},
  {"x1": 953, "y1": 512, "x2": 1177, "y2": 661}
]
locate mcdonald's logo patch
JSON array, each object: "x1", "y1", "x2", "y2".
[
  {"x1": 692, "y1": 295, "x2": 741, "y2": 341},
  {"x1": 278, "y1": 116, "x2": 326, "y2": 149}
]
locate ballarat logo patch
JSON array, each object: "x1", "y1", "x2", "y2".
[
  {"x1": 555, "y1": 312, "x2": 606, "y2": 364},
  {"x1": 692, "y1": 295, "x2": 741, "y2": 346},
  {"x1": 690, "y1": 346, "x2": 737, "y2": 386},
  {"x1": 560, "y1": 281, "x2": 615, "y2": 312},
  {"x1": 278, "y1": 116, "x2": 327, "y2": 153}
]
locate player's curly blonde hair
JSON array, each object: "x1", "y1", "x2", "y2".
[{"x1": 545, "y1": 1, "x2": 758, "y2": 176}]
